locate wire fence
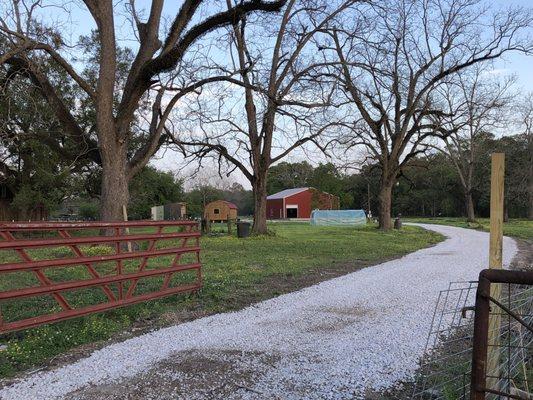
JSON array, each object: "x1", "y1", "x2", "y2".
[
  {"x1": 413, "y1": 271, "x2": 532, "y2": 400},
  {"x1": 413, "y1": 281, "x2": 478, "y2": 399}
]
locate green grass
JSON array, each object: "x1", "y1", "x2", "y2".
[
  {"x1": 405, "y1": 217, "x2": 533, "y2": 241},
  {"x1": 0, "y1": 222, "x2": 443, "y2": 378}
]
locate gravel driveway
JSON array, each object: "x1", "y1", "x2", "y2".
[{"x1": 0, "y1": 224, "x2": 518, "y2": 400}]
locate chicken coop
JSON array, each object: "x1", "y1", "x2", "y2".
[{"x1": 204, "y1": 200, "x2": 238, "y2": 223}]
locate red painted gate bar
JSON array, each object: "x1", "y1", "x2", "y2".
[{"x1": 0, "y1": 220, "x2": 202, "y2": 333}]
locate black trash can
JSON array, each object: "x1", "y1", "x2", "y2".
[
  {"x1": 237, "y1": 221, "x2": 251, "y2": 238},
  {"x1": 394, "y1": 213, "x2": 402, "y2": 230}
]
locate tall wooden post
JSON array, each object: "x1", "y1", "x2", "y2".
[{"x1": 486, "y1": 153, "x2": 505, "y2": 394}]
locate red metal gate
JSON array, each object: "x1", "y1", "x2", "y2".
[{"x1": 0, "y1": 221, "x2": 202, "y2": 333}]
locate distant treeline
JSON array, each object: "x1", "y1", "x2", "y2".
[
  {"x1": 2, "y1": 132, "x2": 529, "y2": 221},
  {"x1": 266, "y1": 132, "x2": 530, "y2": 220}
]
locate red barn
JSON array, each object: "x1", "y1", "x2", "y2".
[{"x1": 266, "y1": 187, "x2": 340, "y2": 219}]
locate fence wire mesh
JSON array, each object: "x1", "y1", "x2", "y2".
[
  {"x1": 413, "y1": 281, "x2": 478, "y2": 399},
  {"x1": 485, "y1": 281, "x2": 532, "y2": 399},
  {"x1": 413, "y1": 277, "x2": 533, "y2": 400}
]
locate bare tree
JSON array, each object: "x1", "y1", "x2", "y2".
[
  {"x1": 0, "y1": 0, "x2": 286, "y2": 221},
  {"x1": 186, "y1": 165, "x2": 237, "y2": 208},
  {"x1": 171, "y1": 0, "x2": 354, "y2": 233},
  {"x1": 435, "y1": 67, "x2": 515, "y2": 222},
  {"x1": 518, "y1": 93, "x2": 533, "y2": 220},
  {"x1": 324, "y1": 0, "x2": 532, "y2": 229}
]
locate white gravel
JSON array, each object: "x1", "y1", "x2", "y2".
[{"x1": 0, "y1": 224, "x2": 518, "y2": 400}]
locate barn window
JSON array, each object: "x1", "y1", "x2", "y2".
[{"x1": 214, "y1": 208, "x2": 220, "y2": 215}]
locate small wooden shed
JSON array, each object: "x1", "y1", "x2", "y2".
[{"x1": 204, "y1": 200, "x2": 238, "y2": 223}]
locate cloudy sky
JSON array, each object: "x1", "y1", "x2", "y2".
[
  {"x1": 29, "y1": 0, "x2": 533, "y2": 187},
  {"x1": 149, "y1": 0, "x2": 533, "y2": 187}
]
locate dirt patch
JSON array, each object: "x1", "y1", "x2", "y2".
[
  {"x1": 159, "y1": 308, "x2": 209, "y2": 325},
  {"x1": 510, "y1": 238, "x2": 533, "y2": 271},
  {"x1": 319, "y1": 305, "x2": 376, "y2": 317},
  {"x1": 256, "y1": 259, "x2": 382, "y2": 295},
  {"x1": 304, "y1": 305, "x2": 376, "y2": 333},
  {"x1": 305, "y1": 318, "x2": 355, "y2": 333},
  {"x1": 69, "y1": 350, "x2": 282, "y2": 400},
  {"x1": 364, "y1": 387, "x2": 414, "y2": 400}
]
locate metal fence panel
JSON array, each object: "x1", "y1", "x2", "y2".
[
  {"x1": 413, "y1": 269, "x2": 533, "y2": 400},
  {"x1": 0, "y1": 220, "x2": 202, "y2": 333}
]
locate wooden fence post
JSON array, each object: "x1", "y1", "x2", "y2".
[
  {"x1": 486, "y1": 153, "x2": 505, "y2": 394},
  {"x1": 122, "y1": 205, "x2": 132, "y2": 252}
]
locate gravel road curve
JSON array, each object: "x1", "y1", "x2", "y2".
[{"x1": 0, "y1": 224, "x2": 518, "y2": 400}]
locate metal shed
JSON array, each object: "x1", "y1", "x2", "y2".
[
  {"x1": 151, "y1": 202, "x2": 187, "y2": 220},
  {"x1": 266, "y1": 187, "x2": 339, "y2": 219}
]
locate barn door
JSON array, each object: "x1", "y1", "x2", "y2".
[{"x1": 286, "y1": 205, "x2": 298, "y2": 218}]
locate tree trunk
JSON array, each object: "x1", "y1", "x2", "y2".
[
  {"x1": 18, "y1": 207, "x2": 28, "y2": 221},
  {"x1": 464, "y1": 190, "x2": 476, "y2": 222},
  {"x1": 504, "y1": 201, "x2": 509, "y2": 223},
  {"x1": 529, "y1": 148, "x2": 533, "y2": 220},
  {"x1": 529, "y1": 182, "x2": 533, "y2": 220},
  {"x1": 252, "y1": 176, "x2": 268, "y2": 235},
  {"x1": 378, "y1": 181, "x2": 393, "y2": 230},
  {"x1": 99, "y1": 147, "x2": 129, "y2": 222}
]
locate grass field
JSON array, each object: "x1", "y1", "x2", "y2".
[
  {"x1": 0, "y1": 222, "x2": 442, "y2": 378},
  {"x1": 405, "y1": 217, "x2": 533, "y2": 241}
]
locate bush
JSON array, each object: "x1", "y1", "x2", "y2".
[{"x1": 79, "y1": 202, "x2": 99, "y2": 220}]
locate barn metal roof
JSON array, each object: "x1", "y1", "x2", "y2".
[
  {"x1": 225, "y1": 201, "x2": 238, "y2": 209},
  {"x1": 267, "y1": 187, "x2": 309, "y2": 200}
]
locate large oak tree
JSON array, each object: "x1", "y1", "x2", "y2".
[{"x1": 0, "y1": 0, "x2": 286, "y2": 221}]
